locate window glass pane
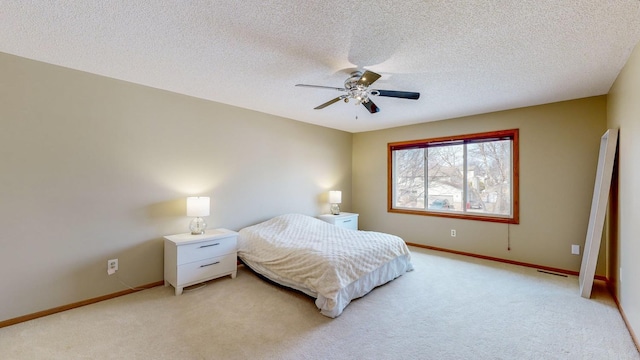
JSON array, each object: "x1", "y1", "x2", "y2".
[
  {"x1": 427, "y1": 144, "x2": 463, "y2": 211},
  {"x1": 466, "y1": 140, "x2": 511, "y2": 216},
  {"x1": 394, "y1": 148, "x2": 425, "y2": 209},
  {"x1": 388, "y1": 129, "x2": 518, "y2": 224}
]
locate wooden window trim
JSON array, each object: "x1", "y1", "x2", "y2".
[{"x1": 387, "y1": 129, "x2": 519, "y2": 224}]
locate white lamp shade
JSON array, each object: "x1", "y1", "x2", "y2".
[
  {"x1": 329, "y1": 191, "x2": 342, "y2": 204},
  {"x1": 187, "y1": 196, "x2": 210, "y2": 217}
]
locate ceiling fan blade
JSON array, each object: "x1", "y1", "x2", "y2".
[
  {"x1": 296, "y1": 84, "x2": 346, "y2": 91},
  {"x1": 356, "y1": 70, "x2": 382, "y2": 87},
  {"x1": 314, "y1": 97, "x2": 343, "y2": 109},
  {"x1": 362, "y1": 100, "x2": 380, "y2": 113},
  {"x1": 374, "y1": 90, "x2": 420, "y2": 100}
]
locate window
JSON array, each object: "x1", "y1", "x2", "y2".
[{"x1": 388, "y1": 129, "x2": 519, "y2": 224}]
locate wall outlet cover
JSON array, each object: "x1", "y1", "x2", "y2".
[
  {"x1": 571, "y1": 244, "x2": 580, "y2": 255},
  {"x1": 107, "y1": 259, "x2": 118, "y2": 275}
]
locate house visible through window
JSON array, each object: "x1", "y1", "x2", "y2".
[{"x1": 388, "y1": 129, "x2": 519, "y2": 224}]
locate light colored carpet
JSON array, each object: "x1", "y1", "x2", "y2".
[{"x1": 1, "y1": 247, "x2": 637, "y2": 360}]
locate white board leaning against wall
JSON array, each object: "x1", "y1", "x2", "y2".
[{"x1": 579, "y1": 128, "x2": 618, "y2": 298}]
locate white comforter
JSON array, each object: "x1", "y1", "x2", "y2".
[{"x1": 237, "y1": 213, "x2": 413, "y2": 317}]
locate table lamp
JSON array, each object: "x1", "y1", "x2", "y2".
[
  {"x1": 329, "y1": 190, "x2": 342, "y2": 215},
  {"x1": 187, "y1": 196, "x2": 210, "y2": 235}
]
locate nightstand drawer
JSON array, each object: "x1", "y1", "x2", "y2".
[
  {"x1": 176, "y1": 236, "x2": 237, "y2": 265},
  {"x1": 334, "y1": 217, "x2": 357, "y2": 230},
  {"x1": 318, "y1": 213, "x2": 359, "y2": 230},
  {"x1": 177, "y1": 253, "x2": 237, "y2": 285}
]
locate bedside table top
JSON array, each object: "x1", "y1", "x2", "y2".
[
  {"x1": 164, "y1": 228, "x2": 237, "y2": 245},
  {"x1": 317, "y1": 212, "x2": 358, "y2": 219}
]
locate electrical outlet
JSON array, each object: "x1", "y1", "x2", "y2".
[
  {"x1": 450, "y1": 229, "x2": 456, "y2": 237},
  {"x1": 107, "y1": 259, "x2": 118, "y2": 275},
  {"x1": 571, "y1": 244, "x2": 580, "y2": 255}
]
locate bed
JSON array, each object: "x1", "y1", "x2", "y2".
[{"x1": 237, "y1": 213, "x2": 413, "y2": 317}]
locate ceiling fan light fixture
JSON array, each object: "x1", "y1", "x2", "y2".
[{"x1": 348, "y1": 84, "x2": 370, "y2": 105}]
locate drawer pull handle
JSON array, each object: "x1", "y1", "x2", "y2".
[
  {"x1": 200, "y1": 261, "x2": 220, "y2": 268},
  {"x1": 199, "y1": 243, "x2": 220, "y2": 248},
  {"x1": 343, "y1": 219, "x2": 351, "y2": 222}
]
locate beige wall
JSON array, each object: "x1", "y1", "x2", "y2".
[
  {"x1": 0, "y1": 52, "x2": 352, "y2": 322},
  {"x1": 607, "y1": 41, "x2": 640, "y2": 343},
  {"x1": 353, "y1": 97, "x2": 607, "y2": 273}
]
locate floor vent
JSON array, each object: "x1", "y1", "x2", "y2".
[{"x1": 537, "y1": 269, "x2": 568, "y2": 277}]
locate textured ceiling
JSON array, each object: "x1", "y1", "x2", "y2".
[{"x1": 2, "y1": 1, "x2": 640, "y2": 133}]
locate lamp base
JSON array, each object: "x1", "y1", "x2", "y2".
[
  {"x1": 330, "y1": 203, "x2": 341, "y2": 215},
  {"x1": 189, "y1": 217, "x2": 207, "y2": 235}
]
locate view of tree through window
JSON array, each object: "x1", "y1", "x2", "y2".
[{"x1": 388, "y1": 129, "x2": 519, "y2": 224}]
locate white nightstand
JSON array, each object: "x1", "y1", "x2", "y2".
[
  {"x1": 164, "y1": 228, "x2": 238, "y2": 295},
  {"x1": 317, "y1": 212, "x2": 359, "y2": 230}
]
